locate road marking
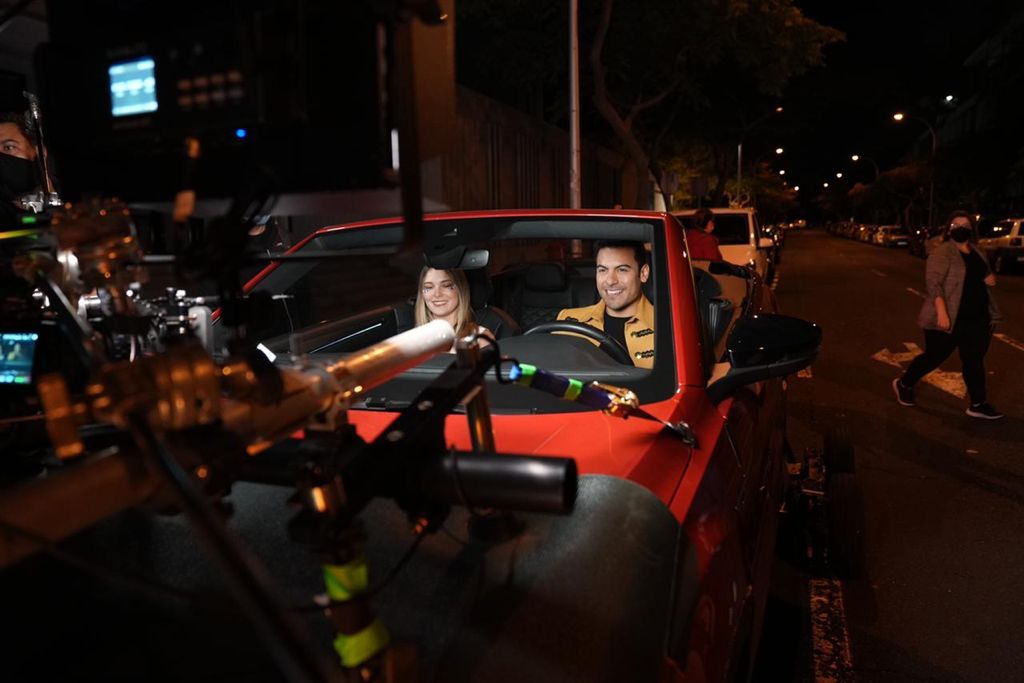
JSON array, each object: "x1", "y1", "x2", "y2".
[
  {"x1": 906, "y1": 287, "x2": 925, "y2": 298},
  {"x1": 797, "y1": 367, "x2": 813, "y2": 378},
  {"x1": 809, "y1": 578, "x2": 854, "y2": 681},
  {"x1": 871, "y1": 269, "x2": 887, "y2": 277},
  {"x1": 994, "y1": 333, "x2": 1024, "y2": 353},
  {"x1": 872, "y1": 342, "x2": 967, "y2": 399}
]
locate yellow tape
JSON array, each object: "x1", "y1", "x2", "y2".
[{"x1": 333, "y1": 619, "x2": 391, "y2": 668}]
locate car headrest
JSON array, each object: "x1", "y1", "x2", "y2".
[
  {"x1": 524, "y1": 263, "x2": 568, "y2": 292},
  {"x1": 465, "y1": 268, "x2": 493, "y2": 308}
]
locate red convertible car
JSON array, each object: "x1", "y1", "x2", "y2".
[{"x1": 241, "y1": 209, "x2": 821, "y2": 682}]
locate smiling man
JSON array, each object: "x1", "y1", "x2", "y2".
[{"x1": 557, "y1": 240, "x2": 655, "y2": 368}]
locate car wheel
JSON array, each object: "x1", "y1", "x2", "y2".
[
  {"x1": 827, "y1": 473, "x2": 865, "y2": 580},
  {"x1": 823, "y1": 426, "x2": 855, "y2": 475}
]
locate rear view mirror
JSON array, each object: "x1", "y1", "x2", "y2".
[
  {"x1": 708, "y1": 314, "x2": 821, "y2": 402},
  {"x1": 424, "y1": 246, "x2": 490, "y2": 270}
]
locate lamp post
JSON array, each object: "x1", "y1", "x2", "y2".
[
  {"x1": 893, "y1": 111, "x2": 938, "y2": 228},
  {"x1": 736, "y1": 106, "x2": 783, "y2": 198},
  {"x1": 851, "y1": 154, "x2": 880, "y2": 181}
]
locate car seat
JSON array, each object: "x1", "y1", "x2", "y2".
[
  {"x1": 466, "y1": 268, "x2": 521, "y2": 338},
  {"x1": 506, "y1": 263, "x2": 577, "y2": 330}
]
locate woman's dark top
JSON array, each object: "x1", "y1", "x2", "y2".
[{"x1": 958, "y1": 249, "x2": 990, "y2": 324}]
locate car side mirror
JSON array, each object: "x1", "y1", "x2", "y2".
[
  {"x1": 757, "y1": 237, "x2": 774, "y2": 249},
  {"x1": 707, "y1": 313, "x2": 821, "y2": 403}
]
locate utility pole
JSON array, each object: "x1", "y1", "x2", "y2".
[{"x1": 569, "y1": 0, "x2": 582, "y2": 208}]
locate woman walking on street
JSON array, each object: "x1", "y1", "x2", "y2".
[{"x1": 893, "y1": 210, "x2": 1004, "y2": 419}]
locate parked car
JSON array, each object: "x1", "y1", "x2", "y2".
[
  {"x1": 873, "y1": 225, "x2": 909, "y2": 248},
  {"x1": 674, "y1": 207, "x2": 774, "y2": 283},
  {"x1": 976, "y1": 217, "x2": 1024, "y2": 273},
  {"x1": 237, "y1": 209, "x2": 834, "y2": 682}
]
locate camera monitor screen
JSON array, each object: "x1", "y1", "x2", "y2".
[
  {"x1": 0, "y1": 332, "x2": 39, "y2": 385},
  {"x1": 108, "y1": 57, "x2": 158, "y2": 117}
]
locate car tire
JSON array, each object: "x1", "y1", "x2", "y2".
[
  {"x1": 827, "y1": 473, "x2": 865, "y2": 580},
  {"x1": 823, "y1": 426, "x2": 855, "y2": 476}
]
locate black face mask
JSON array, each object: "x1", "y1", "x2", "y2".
[
  {"x1": 0, "y1": 153, "x2": 40, "y2": 199},
  {"x1": 950, "y1": 227, "x2": 972, "y2": 243}
]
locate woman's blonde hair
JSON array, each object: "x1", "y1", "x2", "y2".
[{"x1": 415, "y1": 267, "x2": 476, "y2": 338}]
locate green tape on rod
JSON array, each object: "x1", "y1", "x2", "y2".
[
  {"x1": 323, "y1": 559, "x2": 369, "y2": 601},
  {"x1": 564, "y1": 378, "x2": 584, "y2": 401},
  {"x1": 333, "y1": 619, "x2": 391, "y2": 668}
]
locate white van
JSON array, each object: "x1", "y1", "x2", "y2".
[{"x1": 674, "y1": 207, "x2": 774, "y2": 282}]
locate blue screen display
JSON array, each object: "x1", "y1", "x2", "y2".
[
  {"x1": 0, "y1": 332, "x2": 38, "y2": 385},
  {"x1": 109, "y1": 57, "x2": 158, "y2": 117}
]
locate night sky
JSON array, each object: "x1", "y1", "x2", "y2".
[{"x1": 775, "y1": 0, "x2": 1018, "y2": 196}]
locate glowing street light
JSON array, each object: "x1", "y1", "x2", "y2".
[
  {"x1": 893, "y1": 111, "x2": 938, "y2": 227},
  {"x1": 794, "y1": 185, "x2": 800, "y2": 191},
  {"x1": 779, "y1": 169, "x2": 786, "y2": 176},
  {"x1": 823, "y1": 182, "x2": 830, "y2": 188},
  {"x1": 945, "y1": 94, "x2": 954, "y2": 103},
  {"x1": 851, "y1": 153, "x2": 880, "y2": 180},
  {"x1": 775, "y1": 106, "x2": 783, "y2": 113},
  {"x1": 775, "y1": 147, "x2": 784, "y2": 155},
  {"x1": 836, "y1": 172, "x2": 843, "y2": 179}
]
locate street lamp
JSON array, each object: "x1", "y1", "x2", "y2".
[
  {"x1": 779, "y1": 169, "x2": 786, "y2": 176},
  {"x1": 775, "y1": 147, "x2": 784, "y2": 155},
  {"x1": 851, "y1": 153, "x2": 880, "y2": 181},
  {"x1": 823, "y1": 182, "x2": 829, "y2": 188},
  {"x1": 835, "y1": 172, "x2": 843, "y2": 179},
  {"x1": 794, "y1": 186, "x2": 800, "y2": 192},
  {"x1": 893, "y1": 111, "x2": 938, "y2": 228}
]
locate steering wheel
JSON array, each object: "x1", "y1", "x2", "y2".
[{"x1": 522, "y1": 320, "x2": 633, "y2": 365}]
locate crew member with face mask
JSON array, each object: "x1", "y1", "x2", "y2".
[
  {"x1": 0, "y1": 111, "x2": 43, "y2": 227},
  {"x1": 893, "y1": 210, "x2": 1004, "y2": 419}
]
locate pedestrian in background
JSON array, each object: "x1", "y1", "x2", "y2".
[
  {"x1": 685, "y1": 208, "x2": 724, "y2": 261},
  {"x1": 893, "y1": 210, "x2": 1004, "y2": 419}
]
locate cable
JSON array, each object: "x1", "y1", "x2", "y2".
[{"x1": 127, "y1": 417, "x2": 329, "y2": 683}]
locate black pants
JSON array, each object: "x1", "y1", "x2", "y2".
[{"x1": 902, "y1": 318, "x2": 992, "y2": 404}]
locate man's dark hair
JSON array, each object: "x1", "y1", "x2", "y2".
[
  {"x1": 692, "y1": 208, "x2": 714, "y2": 230},
  {"x1": 594, "y1": 240, "x2": 646, "y2": 268},
  {"x1": 0, "y1": 111, "x2": 34, "y2": 138}
]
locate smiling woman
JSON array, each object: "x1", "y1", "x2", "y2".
[{"x1": 415, "y1": 266, "x2": 492, "y2": 350}]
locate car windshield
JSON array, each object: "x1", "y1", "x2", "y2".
[{"x1": 243, "y1": 216, "x2": 677, "y2": 414}]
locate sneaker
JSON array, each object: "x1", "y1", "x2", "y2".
[
  {"x1": 966, "y1": 403, "x2": 1004, "y2": 420},
  {"x1": 892, "y1": 377, "x2": 915, "y2": 406}
]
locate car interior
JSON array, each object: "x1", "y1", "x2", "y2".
[{"x1": 240, "y1": 217, "x2": 688, "y2": 413}]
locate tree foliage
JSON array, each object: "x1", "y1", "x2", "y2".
[{"x1": 458, "y1": 0, "x2": 843, "y2": 207}]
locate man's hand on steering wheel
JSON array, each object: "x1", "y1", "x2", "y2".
[{"x1": 521, "y1": 320, "x2": 633, "y2": 365}]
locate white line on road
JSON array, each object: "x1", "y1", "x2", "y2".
[
  {"x1": 872, "y1": 268, "x2": 887, "y2": 277},
  {"x1": 872, "y1": 342, "x2": 967, "y2": 399},
  {"x1": 906, "y1": 287, "x2": 925, "y2": 298},
  {"x1": 810, "y1": 578, "x2": 854, "y2": 681},
  {"x1": 995, "y1": 333, "x2": 1024, "y2": 353}
]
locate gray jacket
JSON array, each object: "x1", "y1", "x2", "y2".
[{"x1": 917, "y1": 240, "x2": 1004, "y2": 330}]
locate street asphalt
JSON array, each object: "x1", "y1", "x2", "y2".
[{"x1": 760, "y1": 227, "x2": 1024, "y2": 682}]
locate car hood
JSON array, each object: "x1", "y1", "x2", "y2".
[{"x1": 349, "y1": 401, "x2": 690, "y2": 505}]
